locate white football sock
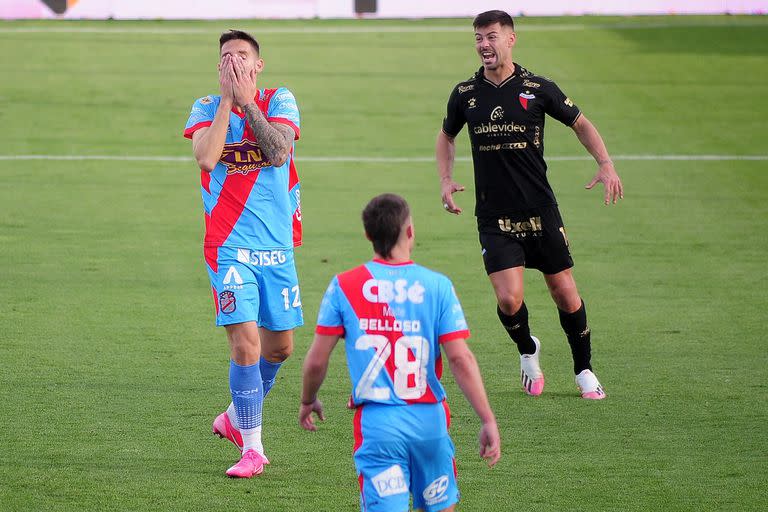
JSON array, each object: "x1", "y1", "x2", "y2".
[
  {"x1": 241, "y1": 426, "x2": 264, "y2": 455},
  {"x1": 226, "y1": 402, "x2": 239, "y2": 429}
]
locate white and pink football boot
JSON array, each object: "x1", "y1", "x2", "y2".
[
  {"x1": 576, "y1": 369, "x2": 606, "y2": 400},
  {"x1": 520, "y1": 336, "x2": 545, "y2": 396}
]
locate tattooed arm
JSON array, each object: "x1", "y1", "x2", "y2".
[{"x1": 243, "y1": 103, "x2": 295, "y2": 167}]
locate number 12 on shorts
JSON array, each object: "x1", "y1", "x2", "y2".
[{"x1": 281, "y1": 285, "x2": 301, "y2": 310}]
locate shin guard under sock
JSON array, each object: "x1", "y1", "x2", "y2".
[
  {"x1": 558, "y1": 301, "x2": 592, "y2": 374},
  {"x1": 497, "y1": 303, "x2": 536, "y2": 355}
]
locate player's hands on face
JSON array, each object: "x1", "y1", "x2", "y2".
[
  {"x1": 585, "y1": 161, "x2": 624, "y2": 205},
  {"x1": 219, "y1": 54, "x2": 235, "y2": 106},
  {"x1": 440, "y1": 178, "x2": 466, "y2": 215},
  {"x1": 299, "y1": 399, "x2": 326, "y2": 432},
  {"x1": 230, "y1": 55, "x2": 257, "y2": 108},
  {"x1": 479, "y1": 420, "x2": 501, "y2": 467}
]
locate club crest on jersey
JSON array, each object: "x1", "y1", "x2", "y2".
[
  {"x1": 219, "y1": 291, "x2": 236, "y2": 314},
  {"x1": 519, "y1": 92, "x2": 536, "y2": 110},
  {"x1": 219, "y1": 138, "x2": 272, "y2": 175}
]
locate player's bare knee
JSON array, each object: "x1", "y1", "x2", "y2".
[
  {"x1": 230, "y1": 332, "x2": 259, "y2": 349},
  {"x1": 265, "y1": 344, "x2": 293, "y2": 362},
  {"x1": 497, "y1": 295, "x2": 523, "y2": 316},
  {"x1": 227, "y1": 330, "x2": 261, "y2": 364},
  {"x1": 551, "y1": 287, "x2": 581, "y2": 313},
  {"x1": 230, "y1": 346, "x2": 261, "y2": 366}
]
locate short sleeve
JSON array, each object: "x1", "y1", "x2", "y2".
[
  {"x1": 437, "y1": 278, "x2": 470, "y2": 344},
  {"x1": 183, "y1": 96, "x2": 217, "y2": 139},
  {"x1": 543, "y1": 81, "x2": 581, "y2": 127},
  {"x1": 441, "y1": 85, "x2": 466, "y2": 138},
  {"x1": 267, "y1": 87, "x2": 301, "y2": 140},
  {"x1": 315, "y1": 277, "x2": 345, "y2": 336}
]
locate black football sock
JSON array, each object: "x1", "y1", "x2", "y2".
[
  {"x1": 497, "y1": 302, "x2": 536, "y2": 355},
  {"x1": 558, "y1": 300, "x2": 592, "y2": 374}
]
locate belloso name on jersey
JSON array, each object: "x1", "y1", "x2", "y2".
[
  {"x1": 359, "y1": 317, "x2": 422, "y2": 333},
  {"x1": 362, "y1": 279, "x2": 425, "y2": 304}
]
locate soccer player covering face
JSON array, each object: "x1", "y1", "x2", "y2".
[
  {"x1": 183, "y1": 30, "x2": 303, "y2": 478},
  {"x1": 436, "y1": 11, "x2": 623, "y2": 399},
  {"x1": 300, "y1": 194, "x2": 501, "y2": 512}
]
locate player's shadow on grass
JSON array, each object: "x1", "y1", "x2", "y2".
[{"x1": 538, "y1": 392, "x2": 590, "y2": 399}]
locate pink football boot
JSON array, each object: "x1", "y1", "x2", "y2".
[
  {"x1": 213, "y1": 412, "x2": 270, "y2": 464},
  {"x1": 225, "y1": 449, "x2": 268, "y2": 478},
  {"x1": 212, "y1": 412, "x2": 243, "y2": 452}
]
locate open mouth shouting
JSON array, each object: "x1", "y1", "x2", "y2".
[{"x1": 480, "y1": 49, "x2": 497, "y2": 67}]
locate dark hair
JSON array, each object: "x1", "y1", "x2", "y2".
[
  {"x1": 362, "y1": 194, "x2": 411, "y2": 259},
  {"x1": 219, "y1": 29, "x2": 260, "y2": 55},
  {"x1": 473, "y1": 10, "x2": 515, "y2": 30}
]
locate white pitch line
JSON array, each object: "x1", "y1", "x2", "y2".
[
  {"x1": 0, "y1": 20, "x2": 765, "y2": 34},
  {"x1": 0, "y1": 155, "x2": 194, "y2": 162},
  {"x1": 0, "y1": 154, "x2": 766, "y2": 163},
  {"x1": 0, "y1": 25, "x2": 465, "y2": 34}
]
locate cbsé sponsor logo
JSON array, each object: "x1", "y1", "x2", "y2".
[{"x1": 362, "y1": 279, "x2": 425, "y2": 304}]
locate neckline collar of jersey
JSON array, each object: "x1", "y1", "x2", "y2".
[
  {"x1": 230, "y1": 90, "x2": 262, "y2": 118},
  {"x1": 478, "y1": 64, "x2": 519, "y2": 89},
  {"x1": 371, "y1": 258, "x2": 414, "y2": 266}
]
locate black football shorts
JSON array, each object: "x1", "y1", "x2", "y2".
[{"x1": 477, "y1": 205, "x2": 574, "y2": 275}]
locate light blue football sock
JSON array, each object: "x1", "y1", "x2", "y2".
[
  {"x1": 229, "y1": 360, "x2": 264, "y2": 453},
  {"x1": 259, "y1": 357, "x2": 283, "y2": 397}
]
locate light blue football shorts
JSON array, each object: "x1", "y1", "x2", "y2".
[
  {"x1": 206, "y1": 246, "x2": 303, "y2": 330},
  {"x1": 353, "y1": 402, "x2": 459, "y2": 512}
]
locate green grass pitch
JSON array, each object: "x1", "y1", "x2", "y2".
[{"x1": 0, "y1": 15, "x2": 766, "y2": 511}]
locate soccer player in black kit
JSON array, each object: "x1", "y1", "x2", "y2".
[{"x1": 436, "y1": 10, "x2": 623, "y2": 399}]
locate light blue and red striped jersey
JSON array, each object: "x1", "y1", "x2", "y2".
[
  {"x1": 183, "y1": 87, "x2": 302, "y2": 252},
  {"x1": 316, "y1": 260, "x2": 471, "y2": 407}
]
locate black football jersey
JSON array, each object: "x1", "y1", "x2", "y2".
[{"x1": 442, "y1": 65, "x2": 581, "y2": 217}]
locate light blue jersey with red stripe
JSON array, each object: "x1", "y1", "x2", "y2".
[
  {"x1": 183, "y1": 88, "x2": 302, "y2": 252},
  {"x1": 316, "y1": 260, "x2": 470, "y2": 407}
]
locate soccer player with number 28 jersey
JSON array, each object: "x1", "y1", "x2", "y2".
[
  {"x1": 300, "y1": 194, "x2": 500, "y2": 512},
  {"x1": 184, "y1": 30, "x2": 302, "y2": 478}
]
